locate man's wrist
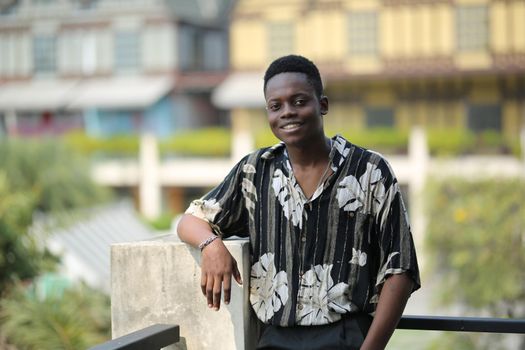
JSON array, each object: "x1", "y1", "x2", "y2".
[{"x1": 198, "y1": 235, "x2": 219, "y2": 251}]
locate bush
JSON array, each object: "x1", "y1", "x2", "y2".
[
  {"x1": 427, "y1": 129, "x2": 521, "y2": 157},
  {"x1": 0, "y1": 280, "x2": 110, "y2": 350},
  {"x1": 64, "y1": 128, "x2": 232, "y2": 158},
  {"x1": 63, "y1": 131, "x2": 139, "y2": 158},
  {"x1": 338, "y1": 128, "x2": 409, "y2": 154},
  {"x1": 160, "y1": 127, "x2": 231, "y2": 157},
  {"x1": 425, "y1": 178, "x2": 525, "y2": 349}
]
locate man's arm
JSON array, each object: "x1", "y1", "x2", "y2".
[
  {"x1": 360, "y1": 273, "x2": 414, "y2": 350},
  {"x1": 177, "y1": 214, "x2": 242, "y2": 311}
]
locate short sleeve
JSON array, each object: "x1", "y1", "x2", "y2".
[
  {"x1": 185, "y1": 156, "x2": 250, "y2": 239},
  {"x1": 373, "y1": 158, "x2": 421, "y2": 292}
]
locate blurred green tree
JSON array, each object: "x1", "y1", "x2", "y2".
[
  {"x1": 0, "y1": 280, "x2": 110, "y2": 350},
  {"x1": 0, "y1": 139, "x2": 112, "y2": 349},
  {"x1": 425, "y1": 178, "x2": 525, "y2": 349},
  {"x1": 0, "y1": 139, "x2": 110, "y2": 295}
]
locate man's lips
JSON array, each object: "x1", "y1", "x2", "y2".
[{"x1": 280, "y1": 122, "x2": 303, "y2": 130}]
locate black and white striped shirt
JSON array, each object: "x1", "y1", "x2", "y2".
[{"x1": 186, "y1": 135, "x2": 420, "y2": 327}]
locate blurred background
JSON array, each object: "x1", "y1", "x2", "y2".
[{"x1": 0, "y1": 0, "x2": 524, "y2": 349}]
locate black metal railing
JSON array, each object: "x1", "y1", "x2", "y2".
[
  {"x1": 398, "y1": 315, "x2": 525, "y2": 334},
  {"x1": 88, "y1": 324, "x2": 179, "y2": 350},
  {"x1": 89, "y1": 316, "x2": 525, "y2": 350}
]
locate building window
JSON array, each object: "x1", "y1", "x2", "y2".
[
  {"x1": 467, "y1": 104, "x2": 501, "y2": 132},
  {"x1": 33, "y1": 36, "x2": 56, "y2": 73},
  {"x1": 203, "y1": 31, "x2": 227, "y2": 71},
  {"x1": 0, "y1": 0, "x2": 20, "y2": 15},
  {"x1": 267, "y1": 22, "x2": 294, "y2": 60},
  {"x1": 115, "y1": 31, "x2": 140, "y2": 71},
  {"x1": 366, "y1": 107, "x2": 395, "y2": 128},
  {"x1": 179, "y1": 26, "x2": 204, "y2": 71},
  {"x1": 73, "y1": 0, "x2": 99, "y2": 10},
  {"x1": 1, "y1": 31, "x2": 27, "y2": 77},
  {"x1": 348, "y1": 12, "x2": 378, "y2": 55},
  {"x1": 457, "y1": 6, "x2": 488, "y2": 52}
]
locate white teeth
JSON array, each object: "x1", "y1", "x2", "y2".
[{"x1": 282, "y1": 123, "x2": 300, "y2": 129}]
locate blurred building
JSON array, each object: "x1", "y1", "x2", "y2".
[
  {"x1": 1, "y1": 0, "x2": 524, "y2": 226},
  {"x1": 0, "y1": 0, "x2": 234, "y2": 215},
  {"x1": 215, "y1": 0, "x2": 525, "y2": 143},
  {"x1": 0, "y1": 0, "x2": 233, "y2": 135}
]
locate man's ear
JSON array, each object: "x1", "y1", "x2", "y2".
[{"x1": 320, "y1": 95, "x2": 329, "y2": 115}]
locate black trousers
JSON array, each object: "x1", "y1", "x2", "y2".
[{"x1": 256, "y1": 314, "x2": 373, "y2": 350}]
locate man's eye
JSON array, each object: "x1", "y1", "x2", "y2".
[
  {"x1": 294, "y1": 99, "x2": 305, "y2": 106},
  {"x1": 268, "y1": 104, "x2": 280, "y2": 111}
]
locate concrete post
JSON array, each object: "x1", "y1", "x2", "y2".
[
  {"x1": 139, "y1": 133, "x2": 161, "y2": 219},
  {"x1": 231, "y1": 109, "x2": 254, "y2": 162},
  {"x1": 111, "y1": 235, "x2": 258, "y2": 350},
  {"x1": 408, "y1": 126, "x2": 428, "y2": 268},
  {"x1": 5, "y1": 109, "x2": 18, "y2": 136}
]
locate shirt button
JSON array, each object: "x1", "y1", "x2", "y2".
[
  {"x1": 349, "y1": 212, "x2": 355, "y2": 217},
  {"x1": 298, "y1": 304, "x2": 303, "y2": 310},
  {"x1": 301, "y1": 236, "x2": 306, "y2": 242}
]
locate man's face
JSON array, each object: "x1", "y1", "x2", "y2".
[{"x1": 264, "y1": 72, "x2": 328, "y2": 148}]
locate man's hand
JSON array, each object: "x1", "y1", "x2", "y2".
[{"x1": 200, "y1": 238, "x2": 242, "y2": 310}]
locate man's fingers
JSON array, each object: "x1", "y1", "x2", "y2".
[
  {"x1": 206, "y1": 275, "x2": 214, "y2": 308},
  {"x1": 233, "y1": 261, "x2": 243, "y2": 285},
  {"x1": 201, "y1": 273, "x2": 207, "y2": 296},
  {"x1": 223, "y1": 274, "x2": 232, "y2": 305},
  {"x1": 213, "y1": 277, "x2": 222, "y2": 310}
]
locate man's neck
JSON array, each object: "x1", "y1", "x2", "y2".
[{"x1": 286, "y1": 136, "x2": 331, "y2": 169}]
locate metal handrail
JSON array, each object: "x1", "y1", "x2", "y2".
[
  {"x1": 398, "y1": 315, "x2": 525, "y2": 334},
  {"x1": 89, "y1": 315, "x2": 525, "y2": 349},
  {"x1": 87, "y1": 324, "x2": 179, "y2": 350}
]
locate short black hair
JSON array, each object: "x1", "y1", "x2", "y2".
[{"x1": 263, "y1": 55, "x2": 323, "y2": 97}]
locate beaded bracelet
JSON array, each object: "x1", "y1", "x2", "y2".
[{"x1": 198, "y1": 235, "x2": 219, "y2": 251}]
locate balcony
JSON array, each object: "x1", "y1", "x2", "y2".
[{"x1": 94, "y1": 235, "x2": 525, "y2": 349}]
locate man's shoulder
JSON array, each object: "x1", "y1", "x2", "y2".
[{"x1": 243, "y1": 142, "x2": 285, "y2": 164}]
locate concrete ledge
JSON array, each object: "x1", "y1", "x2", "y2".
[{"x1": 111, "y1": 235, "x2": 257, "y2": 350}]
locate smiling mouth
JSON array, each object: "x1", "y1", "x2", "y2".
[{"x1": 281, "y1": 123, "x2": 302, "y2": 130}]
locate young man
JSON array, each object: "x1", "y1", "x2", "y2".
[{"x1": 178, "y1": 55, "x2": 420, "y2": 349}]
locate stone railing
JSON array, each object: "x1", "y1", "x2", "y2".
[{"x1": 111, "y1": 234, "x2": 257, "y2": 350}]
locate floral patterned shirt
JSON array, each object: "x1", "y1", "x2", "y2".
[{"x1": 186, "y1": 135, "x2": 420, "y2": 327}]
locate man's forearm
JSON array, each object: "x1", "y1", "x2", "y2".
[
  {"x1": 360, "y1": 273, "x2": 414, "y2": 350},
  {"x1": 177, "y1": 213, "x2": 216, "y2": 248}
]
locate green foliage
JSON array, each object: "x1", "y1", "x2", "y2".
[
  {"x1": 0, "y1": 138, "x2": 110, "y2": 294},
  {"x1": 425, "y1": 178, "x2": 525, "y2": 349},
  {"x1": 145, "y1": 213, "x2": 174, "y2": 231},
  {"x1": 0, "y1": 138, "x2": 110, "y2": 213},
  {"x1": 337, "y1": 127, "x2": 409, "y2": 154},
  {"x1": 63, "y1": 131, "x2": 139, "y2": 157},
  {"x1": 425, "y1": 178, "x2": 525, "y2": 313},
  {"x1": 64, "y1": 128, "x2": 232, "y2": 158},
  {"x1": 0, "y1": 281, "x2": 110, "y2": 350},
  {"x1": 160, "y1": 128, "x2": 231, "y2": 157},
  {"x1": 427, "y1": 129, "x2": 521, "y2": 157},
  {"x1": 426, "y1": 332, "x2": 509, "y2": 350}
]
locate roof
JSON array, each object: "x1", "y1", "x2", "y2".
[
  {"x1": 0, "y1": 76, "x2": 174, "y2": 112},
  {"x1": 68, "y1": 76, "x2": 173, "y2": 109},
  {"x1": 211, "y1": 71, "x2": 265, "y2": 109},
  {"x1": 32, "y1": 201, "x2": 159, "y2": 293},
  {"x1": 0, "y1": 79, "x2": 79, "y2": 111}
]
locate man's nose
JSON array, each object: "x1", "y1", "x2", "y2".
[{"x1": 280, "y1": 102, "x2": 296, "y2": 118}]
